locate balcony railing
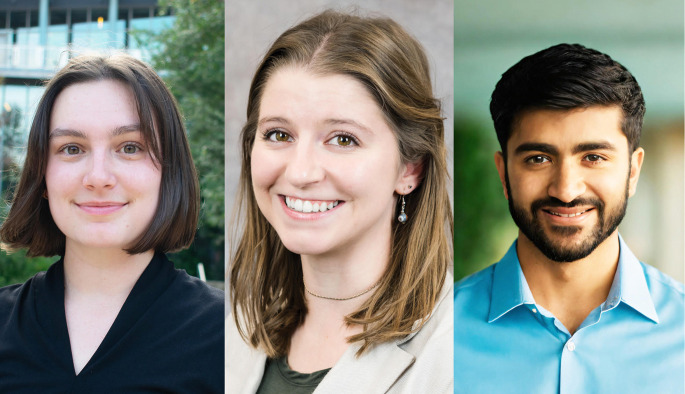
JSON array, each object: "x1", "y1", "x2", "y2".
[{"x1": 0, "y1": 44, "x2": 146, "y2": 79}]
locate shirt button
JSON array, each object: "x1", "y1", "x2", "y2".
[
  {"x1": 532, "y1": 308, "x2": 537, "y2": 313},
  {"x1": 567, "y1": 341, "x2": 576, "y2": 351}
]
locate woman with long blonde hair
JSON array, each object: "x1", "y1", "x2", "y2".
[{"x1": 228, "y1": 10, "x2": 453, "y2": 393}]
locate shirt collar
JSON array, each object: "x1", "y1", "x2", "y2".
[
  {"x1": 488, "y1": 235, "x2": 659, "y2": 324},
  {"x1": 610, "y1": 234, "x2": 659, "y2": 323},
  {"x1": 488, "y1": 240, "x2": 535, "y2": 322}
]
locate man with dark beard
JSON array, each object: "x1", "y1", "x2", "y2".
[{"x1": 454, "y1": 44, "x2": 684, "y2": 393}]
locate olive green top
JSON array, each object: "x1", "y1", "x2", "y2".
[{"x1": 257, "y1": 357, "x2": 331, "y2": 394}]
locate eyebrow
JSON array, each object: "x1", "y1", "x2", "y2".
[
  {"x1": 257, "y1": 116, "x2": 372, "y2": 133},
  {"x1": 258, "y1": 117, "x2": 290, "y2": 127},
  {"x1": 572, "y1": 141, "x2": 617, "y2": 154},
  {"x1": 324, "y1": 118, "x2": 372, "y2": 134},
  {"x1": 513, "y1": 141, "x2": 617, "y2": 156},
  {"x1": 49, "y1": 124, "x2": 141, "y2": 139},
  {"x1": 514, "y1": 142, "x2": 557, "y2": 156}
]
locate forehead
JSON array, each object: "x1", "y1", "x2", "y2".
[
  {"x1": 508, "y1": 106, "x2": 628, "y2": 153},
  {"x1": 259, "y1": 67, "x2": 383, "y2": 123},
  {"x1": 50, "y1": 79, "x2": 139, "y2": 130}
]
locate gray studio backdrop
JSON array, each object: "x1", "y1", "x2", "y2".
[{"x1": 225, "y1": 0, "x2": 454, "y2": 281}]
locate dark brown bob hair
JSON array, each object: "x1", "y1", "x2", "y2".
[{"x1": 0, "y1": 54, "x2": 199, "y2": 257}]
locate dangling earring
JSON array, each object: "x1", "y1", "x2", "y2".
[{"x1": 397, "y1": 195, "x2": 407, "y2": 224}]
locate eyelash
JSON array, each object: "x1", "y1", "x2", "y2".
[
  {"x1": 59, "y1": 144, "x2": 83, "y2": 156},
  {"x1": 119, "y1": 142, "x2": 144, "y2": 154},
  {"x1": 525, "y1": 155, "x2": 550, "y2": 165},
  {"x1": 524, "y1": 154, "x2": 607, "y2": 165},
  {"x1": 327, "y1": 132, "x2": 359, "y2": 147},
  {"x1": 57, "y1": 142, "x2": 145, "y2": 156},
  {"x1": 261, "y1": 129, "x2": 360, "y2": 147}
]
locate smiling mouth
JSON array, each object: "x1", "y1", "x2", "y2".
[
  {"x1": 284, "y1": 196, "x2": 340, "y2": 213},
  {"x1": 544, "y1": 208, "x2": 593, "y2": 218},
  {"x1": 76, "y1": 202, "x2": 127, "y2": 215}
]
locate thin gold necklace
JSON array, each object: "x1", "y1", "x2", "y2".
[{"x1": 303, "y1": 278, "x2": 381, "y2": 301}]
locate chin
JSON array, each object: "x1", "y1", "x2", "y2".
[{"x1": 280, "y1": 238, "x2": 335, "y2": 257}]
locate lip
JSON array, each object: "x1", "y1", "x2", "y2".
[
  {"x1": 75, "y1": 201, "x2": 127, "y2": 215},
  {"x1": 279, "y1": 195, "x2": 343, "y2": 220},
  {"x1": 541, "y1": 206, "x2": 595, "y2": 225}
]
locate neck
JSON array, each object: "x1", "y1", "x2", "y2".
[
  {"x1": 300, "y1": 233, "x2": 390, "y2": 317},
  {"x1": 63, "y1": 243, "x2": 154, "y2": 298},
  {"x1": 516, "y1": 231, "x2": 620, "y2": 334}
]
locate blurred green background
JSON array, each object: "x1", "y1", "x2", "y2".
[
  {"x1": 454, "y1": 0, "x2": 684, "y2": 282},
  {"x1": 0, "y1": 0, "x2": 224, "y2": 287}
]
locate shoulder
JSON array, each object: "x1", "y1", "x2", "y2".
[
  {"x1": 165, "y1": 268, "x2": 224, "y2": 323},
  {"x1": 225, "y1": 312, "x2": 267, "y2": 394},
  {"x1": 393, "y1": 276, "x2": 453, "y2": 393},
  {"x1": 454, "y1": 264, "x2": 495, "y2": 311},
  {"x1": 0, "y1": 271, "x2": 47, "y2": 315},
  {"x1": 454, "y1": 264, "x2": 495, "y2": 294},
  {"x1": 640, "y1": 261, "x2": 685, "y2": 308}
]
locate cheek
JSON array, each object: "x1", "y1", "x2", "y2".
[
  {"x1": 331, "y1": 152, "x2": 401, "y2": 197},
  {"x1": 44, "y1": 161, "x2": 73, "y2": 196},
  {"x1": 507, "y1": 167, "x2": 544, "y2": 201},
  {"x1": 250, "y1": 144, "x2": 280, "y2": 192}
]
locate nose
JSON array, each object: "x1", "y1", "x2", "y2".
[
  {"x1": 547, "y1": 160, "x2": 586, "y2": 203},
  {"x1": 82, "y1": 150, "x2": 117, "y2": 190},
  {"x1": 284, "y1": 140, "x2": 325, "y2": 188}
]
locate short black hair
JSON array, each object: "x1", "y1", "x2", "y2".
[{"x1": 490, "y1": 43, "x2": 645, "y2": 155}]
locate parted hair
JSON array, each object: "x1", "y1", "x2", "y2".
[
  {"x1": 0, "y1": 54, "x2": 199, "y2": 256},
  {"x1": 490, "y1": 43, "x2": 645, "y2": 155},
  {"x1": 231, "y1": 10, "x2": 452, "y2": 357}
]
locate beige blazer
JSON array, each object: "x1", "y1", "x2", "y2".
[{"x1": 226, "y1": 273, "x2": 453, "y2": 393}]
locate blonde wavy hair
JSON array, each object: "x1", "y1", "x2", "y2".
[{"x1": 230, "y1": 10, "x2": 452, "y2": 357}]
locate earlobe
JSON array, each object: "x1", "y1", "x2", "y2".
[
  {"x1": 494, "y1": 151, "x2": 509, "y2": 200},
  {"x1": 628, "y1": 147, "x2": 644, "y2": 197},
  {"x1": 395, "y1": 159, "x2": 423, "y2": 194}
]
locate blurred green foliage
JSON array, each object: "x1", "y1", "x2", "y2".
[
  {"x1": 143, "y1": 0, "x2": 225, "y2": 280},
  {"x1": 454, "y1": 118, "x2": 516, "y2": 281},
  {"x1": 0, "y1": 0, "x2": 226, "y2": 286},
  {"x1": 0, "y1": 250, "x2": 57, "y2": 287},
  {"x1": 0, "y1": 103, "x2": 58, "y2": 287}
]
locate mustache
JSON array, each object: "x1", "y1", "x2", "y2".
[{"x1": 530, "y1": 196, "x2": 605, "y2": 212}]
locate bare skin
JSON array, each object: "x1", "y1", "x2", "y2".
[
  {"x1": 64, "y1": 247, "x2": 153, "y2": 374},
  {"x1": 287, "y1": 225, "x2": 391, "y2": 373},
  {"x1": 494, "y1": 106, "x2": 644, "y2": 335},
  {"x1": 516, "y1": 231, "x2": 618, "y2": 334}
]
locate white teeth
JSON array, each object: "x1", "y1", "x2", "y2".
[
  {"x1": 550, "y1": 210, "x2": 587, "y2": 218},
  {"x1": 285, "y1": 197, "x2": 339, "y2": 213}
]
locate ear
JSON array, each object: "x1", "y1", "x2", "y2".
[
  {"x1": 395, "y1": 160, "x2": 423, "y2": 195},
  {"x1": 494, "y1": 151, "x2": 509, "y2": 200},
  {"x1": 628, "y1": 147, "x2": 644, "y2": 197}
]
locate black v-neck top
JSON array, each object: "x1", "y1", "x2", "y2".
[{"x1": 0, "y1": 253, "x2": 224, "y2": 393}]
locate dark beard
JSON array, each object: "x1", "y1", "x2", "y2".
[{"x1": 505, "y1": 167, "x2": 629, "y2": 263}]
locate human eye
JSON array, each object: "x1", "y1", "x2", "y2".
[
  {"x1": 263, "y1": 129, "x2": 293, "y2": 142},
  {"x1": 120, "y1": 143, "x2": 143, "y2": 155},
  {"x1": 327, "y1": 133, "x2": 359, "y2": 147},
  {"x1": 59, "y1": 144, "x2": 83, "y2": 156},
  {"x1": 583, "y1": 154, "x2": 606, "y2": 164},
  {"x1": 524, "y1": 155, "x2": 550, "y2": 165}
]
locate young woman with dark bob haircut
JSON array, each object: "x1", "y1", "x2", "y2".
[
  {"x1": 0, "y1": 54, "x2": 223, "y2": 393},
  {"x1": 227, "y1": 10, "x2": 453, "y2": 393}
]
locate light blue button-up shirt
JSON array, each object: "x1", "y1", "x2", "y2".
[{"x1": 454, "y1": 235, "x2": 684, "y2": 393}]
